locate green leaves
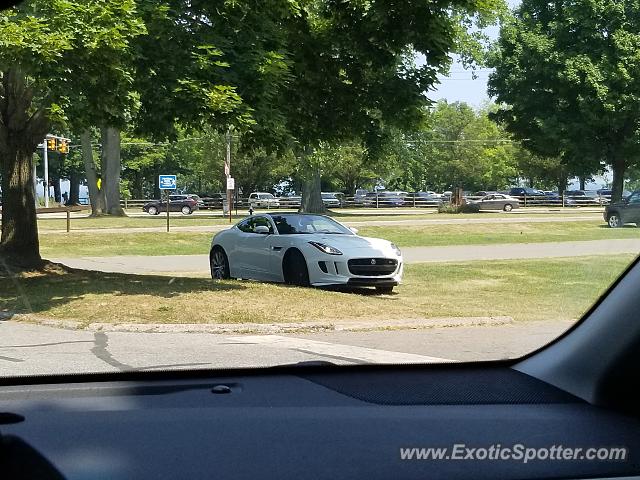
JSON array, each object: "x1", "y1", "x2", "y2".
[{"x1": 489, "y1": 0, "x2": 640, "y2": 198}]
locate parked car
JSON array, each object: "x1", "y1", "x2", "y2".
[
  {"x1": 210, "y1": 213, "x2": 403, "y2": 293},
  {"x1": 279, "y1": 195, "x2": 301, "y2": 208},
  {"x1": 471, "y1": 191, "x2": 498, "y2": 197},
  {"x1": 508, "y1": 187, "x2": 546, "y2": 197},
  {"x1": 604, "y1": 191, "x2": 640, "y2": 228},
  {"x1": 353, "y1": 189, "x2": 369, "y2": 204},
  {"x1": 413, "y1": 191, "x2": 443, "y2": 205},
  {"x1": 363, "y1": 191, "x2": 405, "y2": 207},
  {"x1": 469, "y1": 193, "x2": 520, "y2": 212},
  {"x1": 321, "y1": 192, "x2": 341, "y2": 208},
  {"x1": 248, "y1": 192, "x2": 280, "y2": 208},
  {"x1": 143, "y1": 194, "x2": 200, "y2": 215},
  {"x1": 198, "y1": 192, "x2": 224, "y2": 209}
]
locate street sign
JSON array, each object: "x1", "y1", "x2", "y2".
[
  {"x1": 159, "y1": 175, "x2": 177, "y2": 190},
  {"x1": 226, "y1": 177, "x2": 235, "y2": 190}
]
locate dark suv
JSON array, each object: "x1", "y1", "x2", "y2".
[
  {"x1": 508, "y1": 187, "x2": 546, "y2": 197},
  {"x1": 604, "y1": 191, "x2": 640, "y2": 228},
  {"x1": 143, "y1": 194, "x2": 201, "y2": 215}
]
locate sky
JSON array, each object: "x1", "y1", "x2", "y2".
[
  {"x1": 431, "y1": 67, "x2": 494, "y2": 107},
  {"x1": 430, "y1": 2, "x2": 516, "y2": 107}
]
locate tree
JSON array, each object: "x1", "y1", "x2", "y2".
[
  {"x1": 380, "y1": 102, "x2": 519, "y2": 192},
  {"x1": 0, "y1": 0, "x2": 144, "y2": 266},
  {"x1": 488, "y1": 0, "x2": 640, "y2": 202},
  {"x1": 276, "y1": 0, "x2": 505, "y2": 212}
]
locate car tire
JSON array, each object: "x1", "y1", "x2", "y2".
[
  {"x1": 283, "y1": 250, "x2": 310, "y2": 287},
  {"x1": 503, "y1": 204, "x2": 513, "y2": 212},
  {"x1": 608, "y1": 213, "x2": 623, "y2": 228},
  {"x1": 181, "y1": 206, "x2": 192, "y2": 215},
  {"x1": 147, "y1": 206, "x2": 159, "y2": 215},
  {"x1": 210, "y1": 247, "x2": 230, "y2": 280},
  {"x1": 375, "y1": 285, "x2": 394, "y2": 294}
]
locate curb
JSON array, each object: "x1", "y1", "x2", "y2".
[{"x1": 13, "y1": 315, "x2": 513, "y2": 334}]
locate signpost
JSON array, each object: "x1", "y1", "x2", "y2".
[{"x1": 159, "y1": 175, "x2": 177, "y2": 232}]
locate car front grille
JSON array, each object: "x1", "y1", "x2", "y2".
[{"x1": 348, "y1": 258, "x2": 398, "y2": 276}]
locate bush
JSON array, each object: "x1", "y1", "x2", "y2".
[{"x1": 437, "y1": 202, "x2": 480, "y2": 214}]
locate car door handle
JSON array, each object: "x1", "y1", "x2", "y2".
[{"x1": 270, "y1": 246, "x2": 282, "y2": 251}]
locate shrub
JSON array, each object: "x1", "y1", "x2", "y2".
[{"x1": 437, "y1": 202, "x2": 480, "y2": 214}]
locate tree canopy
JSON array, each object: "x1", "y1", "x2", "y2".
[{"x1": 488, "y1": 0, "x2": 640, "y2": 201}]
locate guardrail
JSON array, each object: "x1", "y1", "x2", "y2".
[{"x1": 120, "y1": 193, "x2": 609, "y2": 211}]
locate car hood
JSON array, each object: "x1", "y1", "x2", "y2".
[{"x1": 304, "y1": 234, "x2": 399, "y2": 256}]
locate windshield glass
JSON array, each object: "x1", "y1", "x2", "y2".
[
  {"x1": 271, "y1": 214, "x2": 352, "y2": 235},
  {"x1": 0, "y1": 0, "x2": 639, "y2": 377}
]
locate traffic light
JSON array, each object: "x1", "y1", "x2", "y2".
[
  {"x1": 46, "y1": 138, "x2": 57, "y2": 151},
  {"x1": 58, "y1": 140, "x2": 69, "y2": 154}
]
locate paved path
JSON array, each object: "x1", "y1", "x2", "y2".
[
  {"x1": 50, "y1": 239, "x2": 640, "y2": 274},
  {"x1": 0, "y1": 319, "x2": 574, "y2": 376},
  {"x1": 40, "y1": 214, "x2": 605, "y2": 235}
]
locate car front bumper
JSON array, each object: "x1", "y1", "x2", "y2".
[{"x1": 308, "y1": 257, "x2": 403, "y2": 287}]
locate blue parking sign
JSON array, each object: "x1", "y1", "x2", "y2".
[{"x1": 159, "y1": 175, "x2": 177, "y2": 190}]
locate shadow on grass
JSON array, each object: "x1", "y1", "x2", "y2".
[
  {"x1": 597, "y1": 224, "x2": 639, "y2": 229},
  {"x1": 0, "y1": 266, "x2": 245, "y2": 321}
]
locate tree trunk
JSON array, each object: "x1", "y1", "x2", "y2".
[
  {"x1": 69, "y1": 171, "x2": 80, "y2": 205},
  {"x1": 0, "y1": 144, "x2": 42, "y2": 267},
  {"x1": 579, "y1": 176, "x2": 586, "y2": 191},
  {"x1": 611, "y1": 154, "x2": 626, "y2": 203},
  {"x1": 81, "y1": 130, "x2": 106, "y2": 215},
  {"x1": 0, "y1": 68, "x2": 48, "y2": 268},
  {"x1": 300, "y1": 168, "x2": 326, "y2": 213},
  {"x1": 101, "y1": 126, "x2": 125, "y2": 216},
  {"x1": 52, "y1": 175, "x2": 61, "y2": 204},
  {"x1": 557, "y1": 176, "x2": 567, "y2": 196}
]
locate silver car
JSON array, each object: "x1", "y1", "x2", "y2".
[{"x1": 471, "y1": 193, "x2": 520, "y2": 212}]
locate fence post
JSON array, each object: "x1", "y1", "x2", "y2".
[
  {"x1": 413, "y1": 194, "x2": 416, "y2": 208},
  {"x1": 125, "y1": 198, "x2": 128, "y2": 210},
  {"x1": 66, "y1": 208, "x2": 70, "y2": 233},
  {"x1": 376, "y1": 192, "x2": 379, "y2": 208},
  {"x1": 562, "y1": 192, "x2": 566, "y2": 208},
  {"x1": 524, "y1": 193, "x2": 527, "y2": 208}
]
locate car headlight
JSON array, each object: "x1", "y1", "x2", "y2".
[
  {"x1": 391, "y1": 243, "x2": 402, "y2": 256},
  {"x1": 309, "y1": 241, "x2": 343, "y2": 255}
]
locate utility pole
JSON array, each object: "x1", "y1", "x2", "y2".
[
  {"x1": 43, "y1": 137, "x2": 49, "y2": 207},
  {"x1": 225, "y1": 127, "x2": 232, "y2": 223}
]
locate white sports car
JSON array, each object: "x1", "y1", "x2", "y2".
[{"x1": 209, "y1": 213, "x2": 403, "y2": 293}]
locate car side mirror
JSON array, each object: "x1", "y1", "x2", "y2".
[
  {"x1": 254, "y1": 225, "x2": 271, "y2": 234},
  {"x1": 349, "y1": 227, "x2": 359, "y2": 234}
]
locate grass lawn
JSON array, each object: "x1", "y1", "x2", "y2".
[
  {"x1": 358, "y1": 221, "x2": 639, "y2": 248},
  {"x1": 36, "y1": 209, "x2": 601, "y2": 231},
  {"x1": 1, "y1": 256, "x2": 633, "y2": 325},
  {"x1": 39, "y1": 220, "x2": 637, "y2": 258}
]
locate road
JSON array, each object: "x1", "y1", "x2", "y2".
[
  {"x1": 0, "y1": 319, "x2": 574, "y2": 376},
  {"x1": 50, "y1": 238, "x2": 640, "y2": 274}
]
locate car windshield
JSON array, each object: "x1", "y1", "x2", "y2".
[
  {"x1": 1, "y1": 0, "x2": 639, "y2": 378},
  {"x1": 271, "y1": 214, "x2": 352, "y2": 235}
]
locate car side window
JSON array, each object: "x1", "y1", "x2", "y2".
[
  {"x1": 251, "y1": 217, "x2": 274, "y2": 234},
  {"x1": 237, "y1": 219, "x2": 253, "y2": 233}
]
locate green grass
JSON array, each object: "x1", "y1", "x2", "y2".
[
  {"x1": 39, "y1": 220, "x2": 636, "y2": 258},
  {"x1": 1, "y1": 256, "x2": 633, "y2": 325},
  {"x1": 358, "y1": 221, "x2": 640, "y2": 247},
  {"x1": 41, "y1": 232, "x2": 212, "y2": 257},
  {"x1": 36, "y1": 209, "x2": 602, "y2": 231}
]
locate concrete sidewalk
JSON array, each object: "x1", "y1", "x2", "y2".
[{"x1": 50, "y1": 238, "x2": 640, "y2": 275}]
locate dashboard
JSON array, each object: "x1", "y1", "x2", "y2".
[{"x1": 1, "y1": 365, "x2": 639, "y2": 479}]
